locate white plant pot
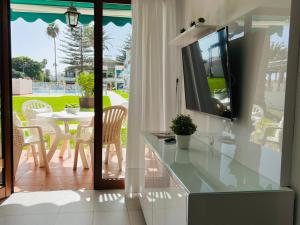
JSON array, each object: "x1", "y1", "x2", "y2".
[
  {"x1": 176, "y1": 135, "x2": 191, "y2": 150},
  {"x1": 65, "y1": 108, "x2": 80, "y2": 114},
  {"x1": 175, "y1": 149, "x2": 190, "y2": 164}
]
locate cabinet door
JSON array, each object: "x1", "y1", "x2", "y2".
[
  {"x1": 140, "y1": 146, "x2": 156, "y2": 225},
  {"x1": 152, "y1": 153, "x2": 188, "y2": 225},
  {"x1": 164, "y1": 174, "x2": 188, "y2": 225},
  {"x1": 152, "y1": 152, "x2": 167, "y2": 225}
]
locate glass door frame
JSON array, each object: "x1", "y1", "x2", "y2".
[
  {"x1": 63, "y1": 0, "x2": 127, "y2": 189},
  {"x1": 0, "y1": 0, "x2": 13, "y2": 199},
  {"x1": 94, "y1": 0, "x2": 125, "y2": 189},
  {"x1": 0, "y1": 0, "x2": 129, "y2": 195},
  {"x1": 5, "y1": 0, "x2": 130, "y2": 192}
]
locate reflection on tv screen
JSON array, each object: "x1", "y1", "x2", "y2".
[{"x1": 182, "y1": 27, "x2": 232, "y2": 118}]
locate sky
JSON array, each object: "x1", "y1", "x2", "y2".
[
  {"x1": 11, "y1": 19, "x2": 132, "y2": 79},
  {"x1": 198, "y1": 24, "x2": 289, "y2": 60}
]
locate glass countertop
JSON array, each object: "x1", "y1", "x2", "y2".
[{"x1": 143, "y1": 132, "x2": 290, "y2": 194}]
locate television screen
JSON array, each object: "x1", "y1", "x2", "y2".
[{"x1": 182, "y1": 27, "x2": 233, "y2": 118}]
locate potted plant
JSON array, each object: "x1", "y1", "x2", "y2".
[
  {"x1": 170, "y1": 114, "x2": 197, "y2": 149},
  {"x1": 65, "y1": 103, "x2": 80, "y2": 114},
  {"x1": 77, "y1": 72, "x2": 94, "y2": 108}
]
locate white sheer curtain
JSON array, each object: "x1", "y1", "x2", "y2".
[{"x1": 125, "y1": 0, "x2": 178, "y2": 194}]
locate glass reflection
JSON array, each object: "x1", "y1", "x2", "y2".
[
  {"x1": 199, "y1": 29, "x2": 230, "y2": 115},
  {"x1": 224, "y1": 8, "x2": 289, "y2": 183},
  {"x1": 248, "y1": 14, "x2": 288, "y2": 151},
  {"x1": 182, "y1": 27, "x2": 232, "y2": 118}
]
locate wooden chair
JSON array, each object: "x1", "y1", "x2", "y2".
[
  {"x1": 73, "y1": 106, "x2": 127, "y2": 171},
  {"x1": 13, "y1": 112, "x2": 49, "y2": 179}
]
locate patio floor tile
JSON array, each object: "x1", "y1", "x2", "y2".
[{"x1": 15, "y1": 147, "x2": 126, "y2": 192}]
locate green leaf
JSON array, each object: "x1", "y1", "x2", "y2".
[
  {"x1": 77, "y1": 72, "x2": 95, "y2": 97},
  {"x1": 170, "y1": 114, "x2": 197, "y2": 135}
]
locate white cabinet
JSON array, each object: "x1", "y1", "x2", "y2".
[
  {"x1": 139, "y1": 133, "x2": 294, "y2": 225},
  {"x1": 152, "y1": 153, "x2": 188, "y2": 225},
  {"x1": 140, "y1": 147, "x2": 188, "y2": 225},
  {"x1": 139, "y1": 148, "x2": 155, "y2": 225}
]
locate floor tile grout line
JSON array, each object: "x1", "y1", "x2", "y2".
[
  {"x1": 52, "y1": 213, "x2": 60, "y2": 225},
  {"x1": 124, "y1": 197, "x2": 131, "y2": 225},
  {"x1": 92, "y1": 210, "x2": 95, "y2": 225},
  {"x1": 126, "y1": 208, "x2": 133, "y2": 225}
]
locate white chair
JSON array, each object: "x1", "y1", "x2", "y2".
[
  {"x1": 262, "y1": 117, "x2": 284, "y2": 147},
  {"x1": 73, "y1": 117, "x2": 94, "y2": 171},
  {"x1": 13, "y1": 112, "x2": 49, "y2": 179},
  {"x1": 103, "y1": 106, "x2": 127, "y2": 170},
  {"x1": 22, "y1": 100, "x2": 56, "y2": 136},
  {"x1": 251, "y1": 104, "x2": 264, "y2": 125},
  {"x1": 73, "y1": 106, "x2": 127, "y2": 171}
]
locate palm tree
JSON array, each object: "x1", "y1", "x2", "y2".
[
  {"x1": 103, "y1": 30, "x2": 111, "y2": 51},
  {"x1": 83, "y1": 25, "x2": 111, "y2": 50},
  {"x1": 116, "y1": 35, "x2": 131, "y2": 64},
  {"x1": 46, "y1": 23, "x2": 59, "y2": 82},
  {"x1": 41, "y1": 59, "x2": 48, "y2": 82},
  {"x1": 269, "y1": 42, "x2": 288, "y2": 61}
]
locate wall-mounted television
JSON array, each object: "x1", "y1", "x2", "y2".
[{"x1": 182, "y1": 27, "x2": 234, "y2": 119}]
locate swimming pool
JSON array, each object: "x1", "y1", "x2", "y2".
[
  {"x1": 32, "y1": 82, "x2": 81, "y2": 95},
  {"x1": 32, "y1": 82, "x2": 107, "y2": 96},
  {"x1": 32, "y1": 88, "x2": 80, "y2": 95}
]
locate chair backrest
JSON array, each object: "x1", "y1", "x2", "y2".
[
  {"x1": 274, "y1": 117, "x2": 284, "y2": 141},
  {"x1": 12, "y1": 112, "x2": 25, "y2": 180},
  {"x1": 251, "y1": 104, "x2": 264, "y2": 120},
  {"x1": 78, "y1": 117, "x2": 94, "y2": 141},
  {"x1": 103, "y1": 106, "x2": 127, "y2": 144},
  {"x1": 22, "y1": 100, "x2": 53, "y2": 120},
  {"x1": 12, "y1": 112, "x2": 24, "y2": 146}
]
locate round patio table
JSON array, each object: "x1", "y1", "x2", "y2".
[{"x1": 36, "y1": 111, "x2": 94, "y2": 168}]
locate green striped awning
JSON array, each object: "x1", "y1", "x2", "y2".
[{"x1": 10, "y1": 1, "x2": 131, "y2": 26}]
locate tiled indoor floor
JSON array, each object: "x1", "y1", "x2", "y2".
[
  {"x1": 15, "y1": 147, "x2": 126, "y2": 192},
  {"x1": 0, "y1": 189, "x2": 146, "y2": 225}
]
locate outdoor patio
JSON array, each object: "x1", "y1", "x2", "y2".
[
  {"x1": 13, "y1": 90, "x2": 128, "y2": 192},
  {"x1": 14, "y1": 147, "x2": 126, "y2": 192}
]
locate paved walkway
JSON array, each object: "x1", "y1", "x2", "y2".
[{"x1": 107, "y1": 91, "x2": 128, "y2": 108}]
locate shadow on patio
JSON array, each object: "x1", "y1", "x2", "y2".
[{"x1": 14, "y1": 147, "x2": 126, "y2": 192}]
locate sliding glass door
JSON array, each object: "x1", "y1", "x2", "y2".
[
  {"x1": 0, "y1": 0, "x2": 13, "y2": 198},
  {"x1": 94, "y1": 1, "x2": 124, "y2": 189},
  {"x1": 10, "y1": 0, "x2": 96, "y2": 192},
  {"x1": 0, "y1": 0, "x2": 129, "y2": 194},
  {"x1": 93, "y1": 1, "x2": 131, "y2": 189}
]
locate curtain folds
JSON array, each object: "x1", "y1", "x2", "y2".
[{"x1": 125, "y1": 0, "x2": 178, "y2": 194}]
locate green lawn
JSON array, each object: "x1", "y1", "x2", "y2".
[
  {"x1": 207, "y1": 78, "x2": 226, "y2": 93},
  {"x1": 114, "y1": 90, "x2": 129, "y2": 100},
  {"x1": 12, "y1": 95, "x2": 130, "y2": 147},
  {"x1": 13, "y1": 96, "x2": 111, "y2": 120},
  {"x1": 112, "y1": 91, "x2": 128, "y2": 147}
]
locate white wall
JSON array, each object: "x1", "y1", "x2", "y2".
[
  {"x1": 12, "y1": 78, "x2": 32, "y2": 95},
  {"x1": 177, "y1": 0, "x2": 291, "y2": 184}
]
